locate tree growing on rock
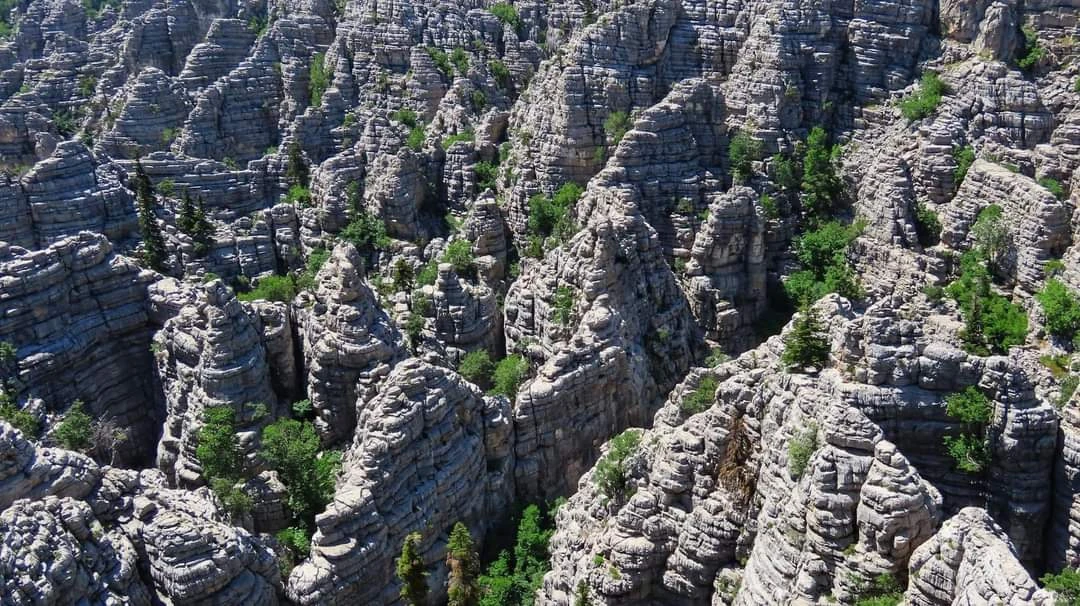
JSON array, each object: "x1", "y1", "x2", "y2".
[
  {"x1": 447, "y1": 522, "x2": 481, "y2": 606},
  {"x1": 177, "y1": 191, "x2": 214, "y2": 257},
  {"x1": 286, "y1": 141, "x2": 310, "y2": 188},
  {"x1": 133, "y1": 159, "x2": 167, "y2": 271},
  {"x1": 397, "y1": 532, "x2": 429, "y2": 606},
  {"x1": 781, "y1": 306, "x2": 830, "y2": 372}
]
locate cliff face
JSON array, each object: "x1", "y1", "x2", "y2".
[{"x1": 4, "y1": 0, "x2": 1080, "y2": 604}]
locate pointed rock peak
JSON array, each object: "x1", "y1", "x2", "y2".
[{"x1": 315, "y1": 243, "x2": 369, "y2": 303}]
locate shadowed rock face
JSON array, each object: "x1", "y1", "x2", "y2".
[{"x1": 4, "y1": 0, "x2": 1080, "y2": 604}]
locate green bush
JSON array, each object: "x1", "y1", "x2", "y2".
[
  {"x1": 478, "y1": 502, "x2": 562, "y2": 606},
  {"x1": 785, "y1": 221, "x2": 863, "y2": 305},
  {"x1": 442, "y1": 129, "x2": 475, "y2": 150},
  {"x1": 54, "y1": 401, "x2": 93, "y2": 452},
  {"x1": 295, "y1": 248, "x2": 330, "y2": 292},
  {"x1": 340, "y1": 210, "x2": 391, "y2": 252},
  {"x1": 450, "y1": 47, "x2": 469, "y2": 75},
  {"x1": 953, "y1": 145, "x2": 975, "y2": 187},
  {"x1": 594, "y1": 429, "x2": 641, "y2": 501},
  {"x1": 971, "y1": 204, "x2": 1010, "y2": 275},
  {"x1": 211, "y1": 477, "x2": 252, "y2": 518},
  {"x1": 1017, "y1": 25, "x2": 1046, "y2": 72},
  {"x1": 1041, "y1": 567, "x2": 1080, "y2": 605},
  {"x1": 442, "y1": 239, "x2": 475, "y2": 275},
  {"x1": 1037, "y1": 279, "x2": 1080, "y2": 341},
  {"x1": 900, "y1": 71, "x2": 946, "y2": 121},
  {"x1": 682, "y1": 375, "x2": 718, "y2": 415},
  {"x1": 0, "y1": 395, "x2": 37, "y2": 437},
  {"x1": 914, "y1": 202, "x2": 941, "y2": 246},
  {"x1": 488, "y1": 3, "x2": 521, "y2": 30},
  {"x1": 261, "y1": 418, "x2": 342, "y2": 526},
  {"x1": 392, "y1": 108, "x2": 418, "y2": 128},
  {"x1": 407, "y1": 125, "x2": 426, "y2": 150},
  {"x1": 309, "y1": 52, "x2": 329, "y2": 107},
  {"x1": 553, "y1": 286, "x2": 574, "y2": 325},
  {"x1": 705, "y1": 348, "x2": 730, "y2": 367},
  {"x1": 782, "y1": 307, "x2": 830, "y2": 371},
  {"x1": 489, "y1": 60, "x2": 511, "y2": 88},
  {"x1": 854, "y1": 574, "x2": 903, "y2": 606},
  {"x1": 427, "y1": 47, "x2": 453, "y2": 76},
  {"x1": 1040, "y1": 177, "x2": 1067, "y2": 200},
  {"x1": 760, "y1": 194, "x2": 779, "y2": 219},
  {"x1": 277, "y1": 526, "x2": 311, "y2": 559},
  {"x1": 416, "y1": 260, "x2": 438, "y2": 286},
  {"x1": 729, "y1": 129, "x2": 762, "y2": 183},
  {"x1": 197, "y1": 406, "x2": 242, "y2": 482},
  {"x1": 787, "y1": 424, "x2": 819, "y2": 478},
  {"x1": 771, "y1": 153, "x2": 801, "y2": 192},
  {"x1": 800, "y1": 126, "x2": 843, "y2": 219},
  {"x1": 475, "y1": 161, "x2": 498, "y2": 191},
  {"x1": 458, "y1": 350, "x2": 493, "y2": 385},
  {"x1": 1059, "y1": 375, "x2": 1080, "y2": 409},
  {"x1": 286, "y1": 184, "x2": 311, "y2": 206},
  {"x1": 237, "y1": 275, "x2": 297, "y2": 303},
  {"x1": 527, "y1": 182, "x2": 583, "y2": 248},
  {"x1": 603, "y1": 111, "x2": 632, "y2": 146},
  {"x1": 946, "y1": 386, "x2": 992, "y2": 425},
  {"x1": 490, "y1": 355, "x2": 527, "y2": 401},
  {"x1": 943, "y1": 432, "x2": 990, "y2": 473},
  {"x1": 947, "y1": 251, "x2": 1028, "y2": 355}
]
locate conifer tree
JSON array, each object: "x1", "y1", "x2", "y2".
[
  {"x1": 177, "y1": 190, "x2": 196, "y2": 234},
  {"x1": 781, "y1": 306, "x2": 830, "y2": 372},
  {"x1": 133, "y1": 159, "x2": 167, "y2": 271},
  {"x1": 447, "y1": 522, "x2": 480, "y2": 606},
  {"x1": 396, "y1": 532, "x2": 429, "y2": 606},
  {"x1": 286, "y1": 141, "x2": 310, "y2": 188}
]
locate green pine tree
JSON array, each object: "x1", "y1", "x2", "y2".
[
  {"x1": 191, "y1": 197, "x2": 214, "y2": 257},
  {"x1": 286, "y1": 142, "x2": 310, "y2": 188},
  {"x1": 133, "y1": 159, "x2": 167, "y2": 271},
  {"x1": 781, "y1": 306, "x2": 830, "y2": 372},
  {"x1": 397, "y1": 532, "x2": 429, "y2": 606},
  {"x1": 447, "y1": 522, "x2": 480, "y2": 606},
  {"x1": 177, "y1": 190, "x2": 196, "y2": 234},
  {"x1": 574, "y1": 580, "x2": 593, "y2": 606}
]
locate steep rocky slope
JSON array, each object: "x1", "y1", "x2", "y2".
[{"x1": 2, "y1": 0, "x2": 1080, "y2": 604}]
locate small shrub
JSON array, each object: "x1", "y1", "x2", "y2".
[
  {"x1": 407, "y1": 125, "x2": 425, "y2": 150},
  {"x1": 854, "y1": 574, "x2": 903, "y2": 606},
  {"x1": 416, "y1": 260, "x2": 438, "y2": 286},
  {"x1": 1040, "y1": 567, "x2": 1080, "y2": 605},
  {"x1": 705, "y1": 348, "x2": 730, "y2": 366},
  {"x1": 729, "y1": 129, "x2": 762, "y2": 182},
  {"x1": 1017, "y1": 25, "x2": 1046, "y2": 72},
  {"x1": 212, "y1": 477, "x2": 253, "y2": 518},
  {"x1": 489, "y1": 59, "x2": 511, "y2": 88},
  {"x1": 489, "y1": 355, "x2": 527, "y2": 401},
  {"x1": 943, "y1": 433, "x2": 990, "y2": 473},
  {"x1": 450, "y1": 47, "x2": 469, "y2": 75},
  {"x1": 787, "y1": 423, "x2": 819, "y2": 478},
  {"x1": 0, "y1": 395, "x2": 38, "y2": 437},
  {"x1": 442, "y1": 239, "x2": 475, "y2": 276},
  {"x1": 286, "y1": 184, "x2": 311, "y2": 206},
  {"x1": 197, "y1": 406, "x2": 242, "y2": 482},
  {"x1": 1058, "y1": 375, "x2": 1080, "y2": 409},
  {"x1": 946, "y1": 386, "x2": 992, "y2": 425},
  {"x1": 261, "y1": 418, "x2": 342, "y2": 525},
  {"x1": 488, "y1": 3, "x2": 521, "y2": 30},
  {"x1": 603, "y1": 111, "x2": 632, "y2": 147},
  {"x1": 914, "y1": 202, "x2": 941, "y2": 246},
  {"x1": 427, "y1": 47, "x2": 452, "y2": 76},
  {"x1": 527, "y1": 182, "x2": 583, "y2": 247},
  {"x1": 0, "y1": 341, "x2": 16, "y2": 363},
  {"x1": 474, "y1": 161, "x2": 498, "y2": 191},
  {"x1": 800, "y1": 126, "x2": 843, "y2": 219},
  {"x1": 277, "y1": 526, "x2": 311, "y2": 560},
  {"x1": 953, "y1": 145, "x2": 975, "y2": 187},
  {"x1": 54, "y1": 401, "x2": 93, "y2": 451},
  {"x1": 1037, "y1": 279, "x2": 1080, "y2": 341},
  {"x1": 78, "y1": 74, "x2": 97, "y2": 97},
  {"x1": 682, "y1": 375, "x2": 718, "y2": 415},
  {"x1": 237, "y1": 275, "x2": 296, "y2": 303},
  {"x1": 295, "y1": 248, "x2": 330, "y2": 292},
  {"x1": 340, "y1": 210, "x2": 391, "y2": 252},
  {"x1": 553, "y1": 286, "x2": 574, "y2": 325},
  {"x1": 1040, "y1": 177, "x2": 1067, "y2": 200},
  {"x1": 458, "y1": 350, "x2": 493, "y2": 386},
  {"x1": 392, "y1": 108, "x2": 418, "y2": 128},
  {"x1": 308, "y1": 52, "x2": 330, "y2": 107},
  {"x1": 900, "y1": 71, "x2": 946, "y2": 121},
  {"x1": 442, "y1": 129, "x2": 475, "y2": 150},
  {"x1": 594, "y1": 429, "x2": 641, "y2": 502},
  {"x1": 772, "y1": 153, "x2": 801, "y2": 192},
  {"x1": 760, "y1": 194, "x2": 779, "y2": 219}
]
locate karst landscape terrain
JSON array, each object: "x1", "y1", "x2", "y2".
[{"x1": 6, "y1": 0, "x2": 1080, "y2": 604}]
